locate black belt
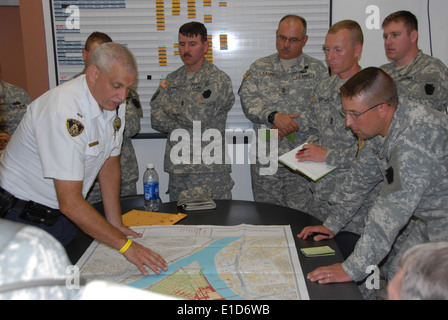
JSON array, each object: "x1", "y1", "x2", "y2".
[{"x1": 0, "y1": 187, "x2": 61, "y2": 226}]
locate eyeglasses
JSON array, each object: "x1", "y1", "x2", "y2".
[
  {"x1": 276, "y1": 35, "x2": 305, "y2": 45},
  {"x1": 341, "y1": 102, "x2": 390, "y2": 121}
]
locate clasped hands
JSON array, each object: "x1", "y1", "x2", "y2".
[
  {"x1": 298, "y1": 225, "x2": 353, "y2": 284},
  {"x1": 271, "y1": 112, "x2": 299, "y2": 140}
]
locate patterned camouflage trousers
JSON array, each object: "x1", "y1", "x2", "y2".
[{"x1": 250, "y1": 163, "x2": 312, "y2": 213}]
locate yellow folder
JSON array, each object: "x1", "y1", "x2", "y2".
[{"x1": 122, "y1": 209, "x2": 187, "y2": 227}]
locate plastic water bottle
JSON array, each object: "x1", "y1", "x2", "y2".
[{"x1": 143, "y1": 163, "x2": 161, "y2": 211}]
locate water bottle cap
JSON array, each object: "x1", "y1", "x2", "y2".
[{"x1": 147, "y1": 163, "x2": 154, "y2": 169}]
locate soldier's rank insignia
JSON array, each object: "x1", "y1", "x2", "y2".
[{"x1": 66, "y1": 118, "x2": 85, "y2": 137}]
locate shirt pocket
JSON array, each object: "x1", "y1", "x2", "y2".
[{"x1": 84, "y1": 141, "x2": 103, "y2": 167}]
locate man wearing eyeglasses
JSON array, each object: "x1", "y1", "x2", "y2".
[
  {"x1": 294, "y1": 20, "x2": 365, "y2": 230},
  {"x1": 238, "y1": 15, "x2": 327, "y2": 210},
  {"x1": 381, "y1": 10, "x2": 448, "y2": 113},
  {"x1": 299, "y1": 67, "x2": 448, "y2": 299}
]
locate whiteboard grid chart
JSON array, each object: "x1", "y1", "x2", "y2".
[{"x1": 51, "y1": 0, "x2": 330, "y2": 133}]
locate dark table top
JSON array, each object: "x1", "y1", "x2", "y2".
[{"x1": 65, "y1": 197, "x2": 363, "y2": 300}]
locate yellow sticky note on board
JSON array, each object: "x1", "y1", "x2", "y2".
[
  {"x1": 300, "y1": 246, "x2": 335, "y2": 257},
  {"x1": 122, "y1": 210, "x2": 187, "y2": 227}
]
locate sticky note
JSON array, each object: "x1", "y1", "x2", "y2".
[
  {"x1": 159, "y1": 47, "x2": 167, "y2": 66},
  {"x1": 300, "y1": 246, "x2": 335, "y2": 257}
]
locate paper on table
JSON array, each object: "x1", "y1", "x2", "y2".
[
  {"x1": 278, "y1": 143, "x2": 337, "y2": 182},
  {"x1": 122, "y1": 209, "x2": 187, "y2": 227}
]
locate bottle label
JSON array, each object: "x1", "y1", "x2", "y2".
[{"x1": 144, "y1": 182, "x2": 159, "y2": 201}]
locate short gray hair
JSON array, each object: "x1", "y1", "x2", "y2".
[
  {"x1": 400, "y1": 242, "x2": 448, "y2": 300},
  {"x1": 89, "y1": 42, "x2": 138, "y2": 75}
]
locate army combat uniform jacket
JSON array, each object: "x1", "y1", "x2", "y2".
[
  {"x1": 151, "y1": 59, "x2": 234, "y2": 174},
  {"x1": 239, "y1": 53, "x2": 327, "y2": 156},
  {"x1": 295, "y1": 75, "x2": 359, "y2": 221},
  {"x1": 324, "y1": 100, "x2": 448, "y2": 282},
  {"x1": 238, "y1": 53, "x2": 327, "y2": 210},
  {"x1": 381, "y1": 50, "x2": 448, "y2": 113}
]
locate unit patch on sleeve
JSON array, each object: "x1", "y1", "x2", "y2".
[
  {"x1": 66, "y1": 118, "x2": 85, "y2": 137},
  {"x1": 159, "y1": 79, "x2": 170, "y2": 88}
]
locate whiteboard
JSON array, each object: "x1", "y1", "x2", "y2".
[{"x1": 48, "y1": 0, "x2": 330, "y2": 133}]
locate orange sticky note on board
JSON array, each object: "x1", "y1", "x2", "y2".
[{"x1": 122, "y1": 210, "x2": 187, "y2": 227}]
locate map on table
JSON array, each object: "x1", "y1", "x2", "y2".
[{"x1": 77, "y1": 224, "x2": 309, "y2": 300}]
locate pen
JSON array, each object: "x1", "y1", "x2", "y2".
[{"x1": 298, "y1": 148, "x2": 308, "y2": 152}]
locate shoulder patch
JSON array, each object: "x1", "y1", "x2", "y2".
[
  {"x1": 159, "y1": 79, "x2": 170, "y2": 88},
  {"x1": 66, "y1": 118, "x2": 85, "y2": 137}
]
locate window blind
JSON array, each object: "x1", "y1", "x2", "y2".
[{"x1": 50, "y1": 0, "x2": 330, "y2": 134}]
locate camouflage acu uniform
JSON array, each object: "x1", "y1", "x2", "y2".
[
  {"x1": 86, "y1": 90, "x2": 141, "y2": 204},
  {"x1": 150, "y1": 59, "x2": 235, "y2": 201},
  {"x1": 381, "y1": 50, "x2": 448, "y2": 113},
  {"x1": 296, "y1": 75, "x2": 359, "y2": 221},
  {"x1": 0, "y1": 80, "x2": 31, "y2": 136},
  {"x1": 323, "y1": 100, "x2": 448, "y2": 282},
  {"x1": 238, "y1": 53, "x2": 327, "y2": 210}
]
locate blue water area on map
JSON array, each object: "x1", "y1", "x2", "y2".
[{"x1": 127, "y1": 236, "x2": 244, "y2": 300}]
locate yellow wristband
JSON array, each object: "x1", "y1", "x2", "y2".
[{"x1": 119, "y1": 239, "x2": 132, "y2": 254}]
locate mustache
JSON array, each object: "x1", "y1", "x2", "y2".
[{"x1": 183, "y1": 53, "x2": 192, "y2": 58}]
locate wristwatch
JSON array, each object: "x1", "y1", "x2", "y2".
[{"x1": 267, "y1": 111, "x2": 278, "y2": 124}]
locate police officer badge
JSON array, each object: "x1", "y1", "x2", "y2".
[{"x1": 66, "y1": 118, "x2": 85, "y2": 137}]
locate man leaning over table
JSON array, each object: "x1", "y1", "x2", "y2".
[
  {"x1": 298, "y1": 67, "x2": 448, "y2": 297},
  {"x1": 0, "y1": 42, "x2": 167, "y2": 276}
]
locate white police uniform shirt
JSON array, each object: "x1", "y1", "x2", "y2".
[{"x1": 0, "y1": 75, "x2": 125, "y2": 209}]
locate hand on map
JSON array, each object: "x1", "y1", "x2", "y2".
[
  {"x1": 297, "y1": 225, "x2": 334, "y2": 241},
  {"x1": 124, "y1": 242, "x2": 168, "y2": 276},
  {"x1": 117, "y1": 224, "x2": 143, "y2": 238}
]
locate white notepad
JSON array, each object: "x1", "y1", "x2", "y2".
[{"x1": 279, "y1": 144, "x2": 337, "y2": 182}]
